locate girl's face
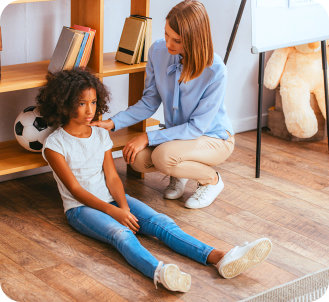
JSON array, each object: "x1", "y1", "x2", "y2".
[
  {"x1": 165, "y1": 21, "x2": 184, "y2": 56},
  {"x1": 71, "y1": 88, "x2": 97, "y2": 125}
]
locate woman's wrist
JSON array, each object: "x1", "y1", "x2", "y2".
[{"x1": 108, "y1": 119, "x2": 115, "y2": 131}]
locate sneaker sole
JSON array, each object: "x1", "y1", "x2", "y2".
[
  {"x1": 163, "y1": 265, "x2": 191, "y2": 292},
  {"x1": 220, "y1": 239, "x2": 272, "y2": 279},
  {"x1": 163, "y1": 192, "x2": 184, "y2": 200}
]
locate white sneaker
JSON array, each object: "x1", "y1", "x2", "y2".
[
  {"x1": 164, "y1": 177, "x2": 188, "y2": 199},
  {"x1": 154, "y1": 261, "x2": 191, "y2": 292},
  {"x1": 185, "y1": 172, "x2": 224, "y2": 209},
  {"x1": 216, "y1": 238, "x2": 272, "y2": 279}
]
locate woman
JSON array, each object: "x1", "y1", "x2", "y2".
[{"x1": 92, "y1": 0, "x2": 234, "y2": 209}]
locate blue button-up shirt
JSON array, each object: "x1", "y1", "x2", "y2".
[{"x1": 111, "y1": 39, "x2": 234, "y2": 146}]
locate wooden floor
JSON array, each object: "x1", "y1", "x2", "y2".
[{"x1": 0, "y1": 130, "x2": 329, "y2": 301}]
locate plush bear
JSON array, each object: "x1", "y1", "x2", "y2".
[{"x1": 264, "y1": 42, "x2": 327, "y2": 138}]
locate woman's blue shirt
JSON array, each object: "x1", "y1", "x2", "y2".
[{"x1": 111, "y1": 39, "x2": 234, "y2": 146}]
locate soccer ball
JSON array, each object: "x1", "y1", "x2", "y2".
[{"x1": 14, "y1": 106, "x2": 53, "y2": 152}]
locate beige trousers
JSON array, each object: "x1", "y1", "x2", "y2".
[{"x1": 130, "y1": 134, "x2": 235, "y2": 185}]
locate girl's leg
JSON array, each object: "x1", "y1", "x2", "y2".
[
  {"x1": 126, "y1": 195, "x2": 217, "y2": 265},
  {"x1": 126, "y1": 196, "x2": 272, "y2": 280},
  {"x1": 151, "y1": 135, "x2": 234, "y2": 185},
  {"x1": 65, "y1": 206, "x2": 159, "y2": 279}
]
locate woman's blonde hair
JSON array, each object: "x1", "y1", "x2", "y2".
[{"x1": 166, "y1": 0, "x2": 214, "y2": 83}]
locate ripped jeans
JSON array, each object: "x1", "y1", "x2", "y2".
[{"x1": 65, "y1": 194, "x2": 214, "y2": 279}]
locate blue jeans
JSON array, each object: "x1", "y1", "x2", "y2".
[{"x1": 65, "y1": 194, "x2": 214, "y2": 279}]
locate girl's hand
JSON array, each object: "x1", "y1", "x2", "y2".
[
  {"x1": 90, "y1": 119, "x2": 115, "y2": 131},
  {"x1": 123, "y1": 133, "x2": 149, "y2": 164},
  {"x1": 111, "y1": 207, "x2": 140, "y2": 233}
]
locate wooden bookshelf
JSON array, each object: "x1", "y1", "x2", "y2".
[{"x1": 0, "y1": 0, "x2": 151, "y2": 176}]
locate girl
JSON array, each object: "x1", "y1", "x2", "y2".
[
  {"x1": 38, "y1": 69, "x2": 272, "y2": 293},
  {"x1": 91, "y1": 0, "x2": 234, "y2": 209}
]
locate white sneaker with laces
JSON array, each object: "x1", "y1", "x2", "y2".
[
  {"x1": 216, "y1": 238, "x2": 272, "y2": 279},
  {"x1": 154, "y1": 261, "x2": 191, "y2": 292},
  {"x1": 185, "y1": 172, "x2": 224, "y2": 209},
  {"x1": 164, "y1": 177, "x2": 188, "y2": 199}
]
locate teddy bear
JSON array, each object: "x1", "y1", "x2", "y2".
[{"x1": 264, "y1": 41, "x2": 327, "y2": 138}]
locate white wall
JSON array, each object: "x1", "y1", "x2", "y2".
[{"x1": 0, "y1": 0, "x2": 275, "y2": 181}]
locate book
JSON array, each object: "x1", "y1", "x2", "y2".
[
  {"x1": 131, "y1": 15, "x2": 152, "y2": 62},
  {"x1": 72, "y1": 24, "x2": 96, "y2": 68},
  {"x1": 62, "y1": 28, "x2": 85, "y2": 70},
  {"x1": 131, "y1": 17, "x2": 146, "y2": 64},
  {"x1": 115, "y1": 17, "x2": 145, "y2": 64},
  {"x1": 80, "y1": 28, "x2": 95, "y2": 68},
  {"x1": 48, "y1": 26, "x2": 76, "y2": 74},
  {"x1": 74, "y1": 31, "x2": 89, "y2": 67}
]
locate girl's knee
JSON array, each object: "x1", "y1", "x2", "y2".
[
  {"x1": 112, "y1": 227, "x2": 135, "y2": 244},
  {"x1": 151, "y1": 213, "x2": 176, "y2": 227}
]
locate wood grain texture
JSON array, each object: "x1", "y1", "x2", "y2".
[{"x1": 0, "y1": 130, "x2": 328, "y2": 301}]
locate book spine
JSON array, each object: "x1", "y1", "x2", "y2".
[
  {"x1": 74, "y1": 32, "x2": 89, "y2": 67},
  {"x1": 80, "y1": 29, "x2": 95, "y2": 67}
]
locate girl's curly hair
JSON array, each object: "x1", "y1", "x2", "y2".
[{"x1": 36, "y1": 68, "x2": 110, "y2": 128}]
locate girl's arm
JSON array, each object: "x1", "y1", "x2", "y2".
[
  {"x1": 103, "y1": 149, "x2": 129, "y2": 209},
  {"x1": 44, "y1": 148, "x2": 139, "y2": 233}
]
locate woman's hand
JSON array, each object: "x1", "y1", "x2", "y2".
[
  {"x1": 110, "y1": 207, "x2": 140, "y2": 234},
  {"x1": 90, "y1": 119, "x2": 115, "y2": 131},
  {"x1": 123, "y1": 133, "x2": 149, "y2": 164}
]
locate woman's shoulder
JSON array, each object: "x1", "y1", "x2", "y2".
[
  {"x1": 211, "y1": 53, "x2": 226, "y2": 71},
  {"x1": 205, "y1": 53, "x2": 227, "y2": 79},
  {"x1": 149, "y1": 39, "x2": 168, "y2": 57}
]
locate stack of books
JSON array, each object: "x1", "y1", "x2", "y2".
[
  {"x1": 115, "y1": 15, "x2": 152, "y2": 65},
  {"x1": 48, "y1": 25, "x2": 96, "y2": 74}
]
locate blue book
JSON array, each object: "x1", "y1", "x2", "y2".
[{"x1": 74, "y1": 32, "x2": 89, "y2": 67}]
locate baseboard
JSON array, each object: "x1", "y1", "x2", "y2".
[{"x1": 232, "y1": 113, "x2": 268, "y2": 133}]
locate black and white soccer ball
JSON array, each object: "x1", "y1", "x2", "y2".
[{"x1": 14, "y1": 106, "x2": 54, "y2": 152}]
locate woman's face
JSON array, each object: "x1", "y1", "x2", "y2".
[
  {"x1": 165, "y1": 21, "x2": 184, "y2": 56},
  {"x1": 71, "y1": 88, "x2": 97, "y2": 125}
]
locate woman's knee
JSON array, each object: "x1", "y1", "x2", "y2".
[
  {"x1": 151, "y1": 144, "x2": 178, "y2": 175},
  {"x1": 130, "y1": 148, "x2": 156, "y2": 173}
]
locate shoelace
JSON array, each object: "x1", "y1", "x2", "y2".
[{"x1": 192, "y1": 184, "x2": 210, "y2": 200}]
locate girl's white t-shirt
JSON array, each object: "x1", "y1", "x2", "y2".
[{"x1": 42, "y1": 126, "x2": 114, "y2": 213}]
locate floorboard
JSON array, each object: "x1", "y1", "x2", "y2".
[{"x1": 0, "y1": 130, "x2": 328, "y2": 301}]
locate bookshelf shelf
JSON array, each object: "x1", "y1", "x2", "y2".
[
  {"x1": 102, "y1": 52, "x2": 147, "y2": 77},
  {"x1": 0, "y1": 140, "x2": 47, "y2": 176},
  {"x1": 0, "y1": 0, "x2": 151, "y2": 177},
  {"x1": 0, "y1": 61, "x2": 49, "y2": 93},
  {"x1": 0, "y1": 55, "x2": 147, "y2": 93}
]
